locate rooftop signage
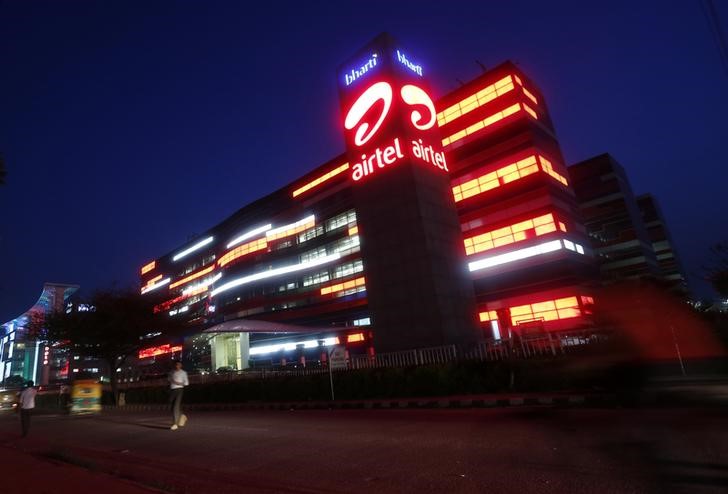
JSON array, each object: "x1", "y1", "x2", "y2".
[{"x1": 338, "y1": 34, "x2": 446, "y2": 183}]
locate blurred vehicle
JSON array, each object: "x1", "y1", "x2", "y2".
[
  {"x1": 70, "y1": 380, "x2": 102, "y2": 414},
  {"x1": 0, "y1": 388, "x2": 20, "y2": 411}
]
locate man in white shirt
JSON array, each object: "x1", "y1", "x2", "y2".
[
  {"x1": 168, "y1": 361, "x2": 189, "y2": 430},
  {"x1": 18, "y1": 380, "x2": 38, "y2": 438}
]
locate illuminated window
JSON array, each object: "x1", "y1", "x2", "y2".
[
  {"x1": 522, "y1": 104, "x2": 538, "y2": 119},
  {"x1": 509, "y1": 296, "x2": 582, "y2": 325},
  {"x1": 302, "y1": 270, "x2": 331, "y2": 287},
  {"x1": 437, "y1": 76, "x2": 515, "y2": 126},
  {"x1": 298, "y1": 225, "x2": 324, "y2": 244},
  {"x1": 326, "y1": 210, "x2": 357, "y2": 232},
  {"x1": 169, "y1": 265, "x2": 215, "y2": 289},
  {"x1": 464, "y1": 213, "x2": 563, "y2": 256},
  {"x1": 346, "y1": 333, "x2": 365, "y2": 343},
  {"x1": 333, "y1": 259, "x2": 364, "y2": 279},
  {"x1": 266, "y1": 215, "x2": 316, "y2": 241},
  {"x1": 348, "y1": 225, "x2": 359, "y2": 236},
  {"x1": 292, "y1": 163, "x2": 350, "y2": 198},
  {"x1": 442, "y1": 103, "x2": 523, "y2": 147},
  {"x1": 452, "y1": 154, "x2": 568, "y2": 202},
  {"x1": 522, "y1": 87, "x2": 538, "y2": 105},
  {"x1": 538, "y1": 155, "x2": 569, "y2": 185},
  {"x1": 320, "y1": 276, "x2": 366, "y2": 296},
  {"x1": 478, "y1": 310, "x2": 498, "y2": 322},
  {"x1": 141, "y1": 261, "x2": 155, "y2": 275},
  {"x1": 218, "y1": 238, "x2": 268, "y2": 268}
]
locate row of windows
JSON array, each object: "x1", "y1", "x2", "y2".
[
  {"x1": 437, "y1": 75, "x2": 515, "y2": 126},
  {"x1": 464, "y1": 213, "x2": 566, "y2": 256},
  {"x1": 479, "y1": 295, "x2": 592, "y2": 327},
  {"x1": 452, "y1": 154, "x2": 569, "y2": 203}
]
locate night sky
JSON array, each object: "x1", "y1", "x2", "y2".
[{"x1": 2, "y1": 0, "x2": 727, "y2": 321}]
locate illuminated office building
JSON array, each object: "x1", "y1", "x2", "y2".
[{"x1": 138, "y1": 35, "x2": 598, "y2": 370}]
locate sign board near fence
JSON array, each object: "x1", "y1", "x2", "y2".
[{"x1": 329, "y1": 345, "x2": 348, "y2": 370}]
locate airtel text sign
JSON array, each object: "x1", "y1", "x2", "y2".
[{"x1": 337, "y1": 34, "x2": 447, "y2": 183}]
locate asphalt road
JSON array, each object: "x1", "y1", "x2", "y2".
[{"x1": 1, "y1": 406, "x2": 727, "y2": 493}]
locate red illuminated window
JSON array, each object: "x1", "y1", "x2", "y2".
[
  {"x1": 347, "y1": 333, "x2": 365, "y2": 343},
  {"x1": 442, "y1": 103, "x2": 523, "y2": 147},
  {"x1": 141, "y1": 261, "x2": 156, "y2": 275},
  {"x1": 143, "y1": 274, "x2": 163, "y2": 288},
  {"x1": 452, "y1": 154, "x2": 568, "y2": 203},
  {"x1": 138, "y1": 344, "x2": 183, "y2": 359},
  {"x1": 292, "y1": 163, "x2": 350, "y2": 198},
  {"x1": 437, "y1": 76, "x2": 515, "y2": 126},
  {"x1": 218, "y1": 238, "x2": 268, "y2": 268},
  {"x1": 464, "y1": 213, "x2": 564, "y2": 256},
  {"x1": 320, "y1": 276, "x2": 366, "y2": 296},
  {"x1": 479, "y1": 296, "x2": 589, "y2": 327},
  {"x1": 169, "y1": 265, "x2": 215, "y2": 290}
]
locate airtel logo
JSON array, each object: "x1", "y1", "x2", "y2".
[{"x1": 344, "y1": 81, "x2": 436, "y2": 147}]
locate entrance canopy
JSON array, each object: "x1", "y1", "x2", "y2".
[{"x1": 202, "y1": 319, "x2": 357, "y2": 335}]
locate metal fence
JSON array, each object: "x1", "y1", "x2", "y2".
[{"x1": 118, "y1": 328, "x2": 611, "y2": 390}]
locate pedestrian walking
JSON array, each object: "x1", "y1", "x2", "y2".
[
  {"x1": 18, "y1": 380, "x2": 38, "y2": 438},
  {"x1": 168, "y1": 360, "x2": 189, "y2": 430}
]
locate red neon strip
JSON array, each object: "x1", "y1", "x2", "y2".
[
  {"x1": 292, "y1": 163, "x2": 350, "y2": 198},
  {"x1": 138, "y1": 344, "x2": 183, "y2": 359}
]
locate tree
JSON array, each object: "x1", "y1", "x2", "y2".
[
  {"x1": 705, "y1": 242, "x2": 728, "y2": 298},
  {"x1": 41, "y1": 288, "x2": 179, "y2": 404}
]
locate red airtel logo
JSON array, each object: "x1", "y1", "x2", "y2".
[{"x1": 344, "y1": 81, "x2": 436, "y2": 147}]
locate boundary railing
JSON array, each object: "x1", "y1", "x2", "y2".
[{"x1": 118, "y1": 328, "x2": 612, "y2": 390}]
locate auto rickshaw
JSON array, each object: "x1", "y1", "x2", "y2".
[{"x1": 70, "y1": 379, "x2": 102, "y2": 414}]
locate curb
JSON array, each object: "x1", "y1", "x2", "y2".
[{"x1": 104, "y1": 393, "x2": 612, "y2": 413}]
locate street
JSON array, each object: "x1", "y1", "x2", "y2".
[{"x1": 1, "y1": 406, "x2": 727, "y2": 493}]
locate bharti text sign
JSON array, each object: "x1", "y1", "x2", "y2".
[{"x1": 342, "y1": 49, "x2": 423, "y2": 86}]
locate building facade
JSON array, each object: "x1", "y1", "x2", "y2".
[
  {"x1": 137, "y1": 36, "x2": 599, "y2": 372},
  {"x1": 0, "y1": 283, "x2": 79, "y2": 386}
]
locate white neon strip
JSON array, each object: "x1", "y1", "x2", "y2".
[
  {"x1": 141, "y1": 278, "x2": 171, "y2": 294},
  {"x1": 32, "y1": 340, "x2": 40, "y2": 385},
  {"x1": 227, "y1": 224, "x2": 272, "y2": 249},
  {"x1": 172, "y1": 236, "x2": 214, "y2": 262},
  {"x1": 468, "y1": 240, "x2": 563, "y2": 272},
  {"x1": 182, "y1": 273, "x2": 222, "y2": 295},
  {"x1": 491, "y1": 320, "x2": 501, "y2": 340},
  {"x1": 249, "y1": 337, "x2": 340, "y2": 356},
  {"x1": 211, "y1": 253, "x2": 340, "y2": 297},
  {"x1": 265, "y1": 215, "x2": 315, "y2": 238},
  {"x1": 576, "y1": 244, "x2": 585, "y2": 254}
]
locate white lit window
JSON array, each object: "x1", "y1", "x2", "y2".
[{"x1": 326, "y1": 210, "x2": 357, "y2": 232}]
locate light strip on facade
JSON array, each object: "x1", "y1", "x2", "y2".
[
  {"x1": 442, "y1": 103, "x2": 523, "y2": 147},
  {"x1": 211, "y1": 253, "x2": 341, "y2": 297},
  {"x1": 182, "y1": 273, "x2": 222, "y2": 295},
  {"x1": 468, "y1": 239, "x2": 564, "y2": 272},
  {"x1": 292, "y1": 163, "x2": 350, "y2": 198},
  {"x1": 169, "y1": 265, "x2": 215, "y2": 289},
  {"x1": 172, "y1": 236, "x2": 214, "y2": 262},
  {"x1": 479, "y1": 295, "x2": 590, "y2": 327},
  {"x1": 140, "y1": 261, "x2": 156, "y2": 275},
  {"x1": 138, "y1": 344, "x2": 183, "y2": 359},
  {"x1": 464, "y1": 213, "x2": 564, "y2": 256},
  {"x1": 265, "y1": 215, "x2": 316, "y2": 241},
  {"x1": 218, "y1": 237, "x2": 268, "y2": 268},
  {"x1": 452, "y1": 154, "x2": 568, "y2": 203},
  {"x1": 320, "y1": 276, "x2": 366, "y2": 296},
  {"x1": 249, "y1": 337, "x2": 341, "y2": 356},
  {"x1": 226, "y1": 224, "x2": 272, "y2": 249},
  {"x1": 141, "y1": 278, "x2": 171, "y2": 294},
  {"x1": 437, "y1": 75, "x2": 515, "y2": 126}
]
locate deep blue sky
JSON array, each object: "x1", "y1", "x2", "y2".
[{"x1": 2, "y1": 0, "x2": 727, "y2": 321}]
